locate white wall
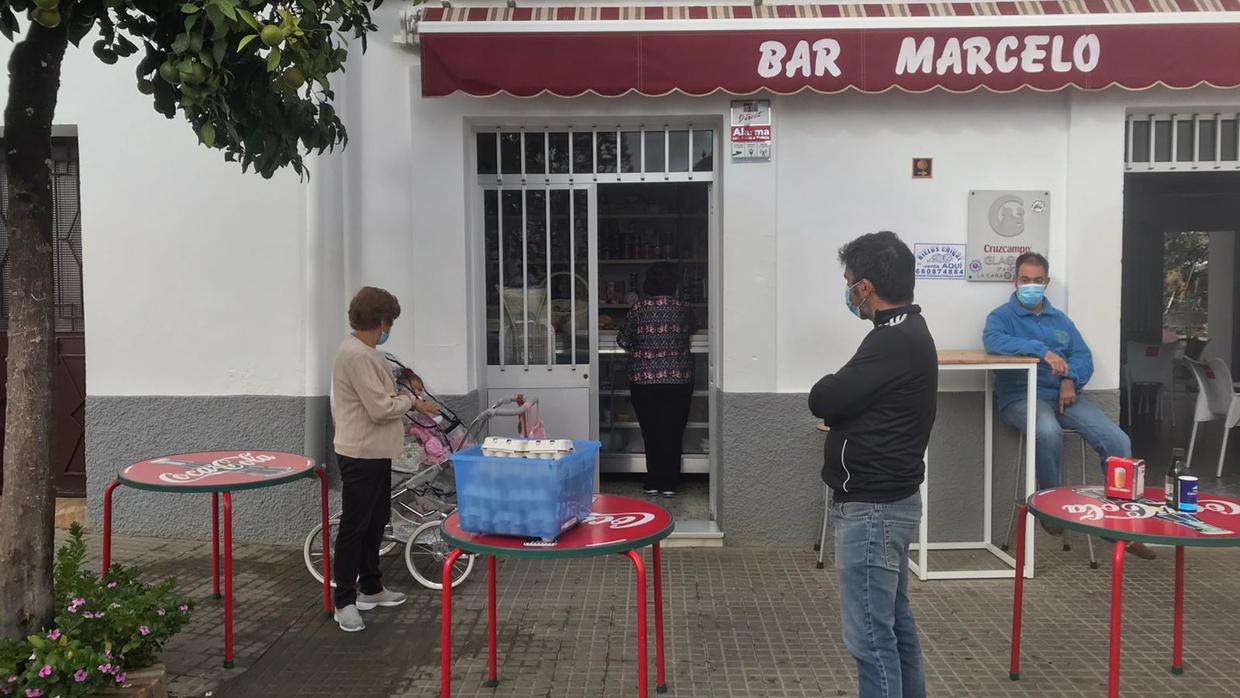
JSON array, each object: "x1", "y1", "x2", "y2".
[
  {"x1": 0, "y1": 35, "x2": 310, "y2": 397},
  {"x1": 774, "y1": 89, "x2": 1072, "y2": 392},
  {"x1": 10, "y1": 5, "x2": 1237, "y2": 401}
]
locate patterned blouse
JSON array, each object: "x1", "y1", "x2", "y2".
[{"x1": 616, "y1": 296, "x2": 698, "y2": 385}]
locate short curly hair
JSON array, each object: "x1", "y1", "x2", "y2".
[{"x1": 348, "y1": 286, "x2": 401, "y2": 331}]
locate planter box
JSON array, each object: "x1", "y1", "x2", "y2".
[{"x1": 94, "y1": 663, "x2": 167, "y2": 698}]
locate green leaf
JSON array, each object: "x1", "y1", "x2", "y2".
[
  {"x1": 266, "y1": 47, "x2": 281, "y2": 72},
  {"x1": 213, "y1": 37, "x2": 227, "y2": 64},
  {"x1": 181, "y1": 3, "x2": 200, "y2": 13},
  {"x1": 185, "y1": 13, "x2": 199, "y2": 32},
  {"x1": 214, "y1": 0, "x2": 238, "y2": 21},
  {"x1": 206, "y1": 4, "x2": 226, "y2": 32},
  {"x1": 238, "y1": 34, "x2": 258, "y2": 51},
  {"x1": 172, "y1": 34, "x2": 190, "y2": 53},
  {"x1": 236, "y1": 8, "x2": 260, "y2": 30},
  {"x1": 200, "y1": 123, "x2": 217, "y2": 148}
]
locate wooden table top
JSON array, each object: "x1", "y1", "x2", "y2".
[{"x1": 937, "y1": 350, "x2": 1040, "y2": 366}]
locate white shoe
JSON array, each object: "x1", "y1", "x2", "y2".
[
  {"x1": 334, "y1": 604, "x2": 365, "y2": 632},
  {"x1": 356, "y1": 588, "x2": 407, "y2": 611}
]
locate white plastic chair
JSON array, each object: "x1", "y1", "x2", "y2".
[
  {"x1": 1185, "y1": 358, "x2": 1240, "y2": 477},
  {"x1": 1124, "y1": 341, "x2": 1179, "y2": 426}
]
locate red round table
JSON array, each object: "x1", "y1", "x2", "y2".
[
  {"x1": 1010, "y1": 486, "x2": 1240, "y2": 697},
  {"x1": 438, "y1": 494, "x2": 674, "y2": 697},
  {"x1": 102, "y1": 451, "x2": 332, "y2": 668}
]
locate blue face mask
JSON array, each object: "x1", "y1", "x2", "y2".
[
  {"x1": 1016, "y1": 284, "x2": 1046, "y2": 308},
  {"x1": 844, "y1": 281, "x2": 866, "y2": 319},
  {"x1": 377, "y1": 330, "x2": 390, "y2": 345}
]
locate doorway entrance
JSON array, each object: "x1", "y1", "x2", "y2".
[
  {"x1": 473, "y1": 125, "x2": 719, "y2": 531},
  {"x1": 1121, "y1": 172, "x2": 1240, "y2": 429}
]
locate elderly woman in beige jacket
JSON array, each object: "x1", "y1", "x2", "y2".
[{"x1": 330, "y1": 286, "x2": 439, "y2": 632}]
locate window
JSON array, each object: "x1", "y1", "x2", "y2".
[
  {"x1": 0, "y1": 137, "x2": 84, "y2": 332},
  {"x1": 476, "y1": 127, "x2": 717, "y2": 183},
  {"x1": 1126, "y1": 113, "x2": 1240, "y2": 172}
]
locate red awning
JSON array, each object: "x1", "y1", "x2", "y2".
[{"x1": 415, "y1": 3, "x2": 1240, "y2": 97}]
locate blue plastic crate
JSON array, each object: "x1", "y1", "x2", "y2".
[{"x1": 451, "y1": 440, "x2": 601, "y2": 540}]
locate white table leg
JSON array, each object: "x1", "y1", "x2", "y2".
[
  {"x1": 1024, "y1": 365, "x2": 1037, "y2": 579},
  {"x1": 985, "y1": 370, "x2": 994, "y2": 548}
]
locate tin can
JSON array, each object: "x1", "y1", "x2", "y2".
[{"x1": 1178, "y1": 475, "x2": 1199, "y2": 513}]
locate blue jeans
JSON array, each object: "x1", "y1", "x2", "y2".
[
  {"x1": 999, "y1": 398, "x2": 1132, "y2": 491},
  {"x1": 831, "y1": 492, "x2": 926, "y2": 698}
]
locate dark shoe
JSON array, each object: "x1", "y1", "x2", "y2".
[
  {"x1": 643, "y1": 488, "x2": 660, "y2": 496},
  {"x1": 660, "y1": 490, "x2": 677, "y2": 498},
  {"x1": 1125, "y1": 542, "x2": 1158, "y2": 560},
  {"x1": 1039, "y1": 520, "x2": 1064, "y2": 536}
]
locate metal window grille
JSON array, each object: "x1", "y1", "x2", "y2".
[
  {"x1": 0, "y1": 138, "x2": 85, "y2": 333},
  {"x1": 1125, "y1": 112, "x2": 1240, "y2": 172},
  {"x1": 476, "y1": 126, "x2": 716, "y2": 184}
]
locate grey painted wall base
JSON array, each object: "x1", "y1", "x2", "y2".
[
  {"x1": 86, "y1": 392, "x2": 475, "y2": 544},
  {"x1": 717, "y1": 389, "x2": 1122, "y2": 547}
]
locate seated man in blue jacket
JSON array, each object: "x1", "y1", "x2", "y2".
[{"x1": 984, "y1": 252, "x2": 1155, "y2": 559}]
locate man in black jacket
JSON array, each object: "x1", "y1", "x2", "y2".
[{"x1": 809, "y1": 231, "x2": 937, "y2": 698}]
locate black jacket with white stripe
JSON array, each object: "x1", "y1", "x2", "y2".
[{"x1": 809, "y1": 305, "x2": 938, "y2": 503}]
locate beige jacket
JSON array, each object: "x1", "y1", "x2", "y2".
[{"x1": 331, "y1": 335, "x2": 414, "y2": 459}]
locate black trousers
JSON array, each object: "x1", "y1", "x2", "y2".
[
  {"x1": 333, "y1": 455, "x2": 391, "y2": 609},
  {"x1": 630, "y1": 382, "x2": 694, "y2": 492}
]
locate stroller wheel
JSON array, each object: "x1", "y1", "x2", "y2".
[
  {"x1": 405, "y1": 519, "x2": 474, "y2": 590},
  {"x1": 304, "y1": 519, "x2": 398, "y2": 587}
]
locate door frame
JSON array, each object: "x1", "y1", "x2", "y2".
[{"x1": 465, "y1": 122, "x2": 722, "y2": 523}]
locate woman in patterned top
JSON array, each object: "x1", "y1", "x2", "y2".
[{"x1": 617, "y1": 263, "x2": 697, "y2": 496}]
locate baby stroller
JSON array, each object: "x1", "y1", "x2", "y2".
[{"x1": 303, "y1": 352, "x2": 543, "y2": 590}]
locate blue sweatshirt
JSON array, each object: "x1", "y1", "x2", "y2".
[{"x1": 982, "y1": 295, "x2": 1093, "y2": 411}]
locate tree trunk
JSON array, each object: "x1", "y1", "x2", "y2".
[{"x1": 0, "y1": 19, "x2": 69, "y2": 640}]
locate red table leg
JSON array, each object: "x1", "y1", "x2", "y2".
[
  {"x1": 1009, "y1": 504, "x2": 1028, "y2": 681},
  {"x1": 1173, "y1": 545, "x2": 1184, "y2": 675},
  {"x1": 487, "y1": 555, "x2": 499, "y2": 688},
  {"x1": 211, "y1": 493, "x2": 221, "y2": 600},
  {"x1": 222, "y1": 492, "x2": 235, "y2": 669},
  {"x1": 626, "y1": 549, "x2": 649, "y2": 698},
  {"x1": 101, "y1": 481, "x2": 119, "y2": 576},
  {"x1": 315, "y1": 469, "x2": 332, "y2": 615},
  {"x1": 653, "y1": 543, "x2": 667, "y2": 694},
  {"x1": 441, "y1": 548, "x2": 464, "y2": 698},
  {"x1": 1108, "y1": 540, "x2": 1126, "y2": 698}
]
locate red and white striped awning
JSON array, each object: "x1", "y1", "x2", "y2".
[{"x1": 411, "y1": 2, "x2": 1240, "y2": 97}]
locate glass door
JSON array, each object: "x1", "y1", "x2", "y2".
[{"x1": 483, "y1": 186, "x2": 595, "y2": 440}]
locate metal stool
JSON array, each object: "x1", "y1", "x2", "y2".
[{"x1": 1001, "y1": 428, "x2": 1098, "y2": 568}]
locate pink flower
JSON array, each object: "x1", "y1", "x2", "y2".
[
  {"x1": 73, "y1": 670, "x2": 88, "y2": 683},
  {"x1": 157, "y1": 608, "x2": 166, "y2": 617},
  {"x1": 82, "y1": 612, "x2": 94, "y2": 619},
  {"x1": 103, "y1": 651, "x2": 112, "y2": 659},
  {"x1": 115, "y1": 672, "x2": 126, "y2": 684},
  {"x1": 66, "y1": 605, "x2": 78, "y2": 614},
  {"x1": 0, "y1": 686, "x2": 10, "y2": 696},
  {"x1": 179, "y1": 605, "x2": 189, "y2": 613},
  {"x1": 70, "y1": 598, "x2": 84, "y2": 608},
  {"x1": 37, "y1": 666, "x2": 51, "y2": 678},
  {"x1": 95, "y1": 612, "x2": 105, "y2": 618},
  {"x1": 139, "y1": 626, "x2": 150, "y2": 636},
  {"x1": 106, "y1": 582, "x2": 117, "y2": 589},
  {"x1": 48, "y1": 630, "x2": 60, "y2": 641},
  {"x1": 97, "y1": 664, "x2": 112, "y2": 674},
  {"x1": 24, "y1": 689, "x2": 41, "y2": 698}
]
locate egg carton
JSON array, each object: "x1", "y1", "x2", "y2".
[{"x1": 481, "y1": 437, "x2": 576, "y2": 460}]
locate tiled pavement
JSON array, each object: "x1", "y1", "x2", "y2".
[{"x1": 78, "y1": 416, "x2": 1240, "y2": 698}]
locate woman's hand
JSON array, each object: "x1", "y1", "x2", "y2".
[{"x1": 413, "y1": 398, "x2": 441, "y2": 417}]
